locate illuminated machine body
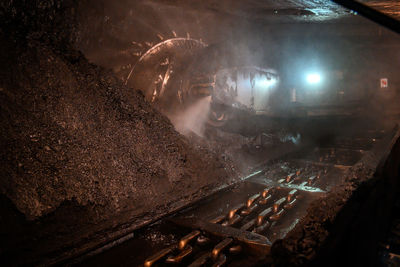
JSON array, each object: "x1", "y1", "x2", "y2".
[{"x1": 126, "y1": 38, "x2": 280, "y2": 127}]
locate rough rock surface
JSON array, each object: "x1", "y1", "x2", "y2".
[{"x1": 0, "y1": 0, "x2": 236, "y2": 264}]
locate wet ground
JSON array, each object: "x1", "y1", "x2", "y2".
[{"x1": 76, "y1": 129, "x2": 384, "y2": 267}]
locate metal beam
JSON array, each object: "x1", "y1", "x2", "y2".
[{"x1": 331, "y1": 0, "x2": 400, "y2": 34}]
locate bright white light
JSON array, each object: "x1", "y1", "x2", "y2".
[
  {"x1": 306, "y1": 73, "x2": 321, "y2": 84},
  {"x1": 258, "y1": 77, "x2": 277, "y2": 88}
]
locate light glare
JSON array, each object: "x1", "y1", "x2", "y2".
[
  {"x1": 306, "y1": 73, "x2": 321, "y2": 84},
  {"x1": 258, "y1": 77, "x2": 277, "y2": 88}
]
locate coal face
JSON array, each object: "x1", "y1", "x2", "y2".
[{"x1": 0, "y1": 1, "x2": 236, "y2": 264}]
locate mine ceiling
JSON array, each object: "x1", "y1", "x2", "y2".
[{"x1": 153, "y1": 0, "x2": 400, "y2": 23}]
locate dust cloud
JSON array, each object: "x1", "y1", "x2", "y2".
[{"x1": 169, "y1": 96, "x2": 212, "y2": 137}]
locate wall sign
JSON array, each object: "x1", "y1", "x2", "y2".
[{"x1": 380, "y1": 78, "x2": 388, "y2": 88}]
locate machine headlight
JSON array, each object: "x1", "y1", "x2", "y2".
[{"x1": 306, "y1": 73, "x2": 322, "y2": 84}]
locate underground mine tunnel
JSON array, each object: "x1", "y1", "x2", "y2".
[{"x1": 1, "y1": 0, "x2": 400, "y2": 266}]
